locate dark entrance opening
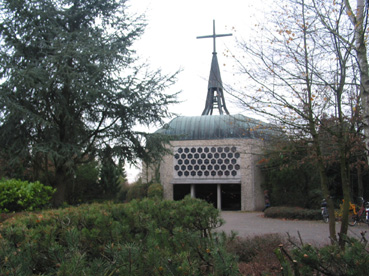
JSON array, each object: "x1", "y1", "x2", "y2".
[
  {"x1": 196, "y1": 184, "x2": 217, "y2": 209},
  {"x1": 173, "y1": 183, "x2": 241, "y2": 211},
  {"x1": 173, "y1": 184, "x2": 191, "y2": 200},
  {"x1": 221, "y1": 184, "x2": 241, "y2": 210}
]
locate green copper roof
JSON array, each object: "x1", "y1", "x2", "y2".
[{"x1": 156, "y1": 114, "x2": 275, "y2": 141}]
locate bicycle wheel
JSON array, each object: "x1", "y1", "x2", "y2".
[{"x1": 349, "y1": 214, "x2": 357, "y2": 226}]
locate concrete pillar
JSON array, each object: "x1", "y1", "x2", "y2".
[
  {"x1": 191, "y1": 184, "x2": 195, "y2": 198},
  {"x1": 217, "y1": 184, "x2": 221, "y2": 210}
]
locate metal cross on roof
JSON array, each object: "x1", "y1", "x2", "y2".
[
  {"x1": 197, "y1": 20, "x2": 232, "y2": 53},
  {"x1": 197, "y1": 20, "x2": 232, "y2": 116}
]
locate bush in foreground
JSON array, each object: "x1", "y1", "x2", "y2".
[
  {"x1": 0, "y1": 178, "x2": 55, "y2": 212},
  {"x1": 276, "y1": 236, "x2": 369, "y2": 275},
  {"x1": 264, "y1": 206, "x2": 321, "y2": 221},
  {"x1": 0, "y1": 197, "x2": 240, "y2": 275}
]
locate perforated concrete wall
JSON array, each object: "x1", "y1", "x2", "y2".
[{"x1": 158, "y1": 138, "x2": 265, "y2": 211}]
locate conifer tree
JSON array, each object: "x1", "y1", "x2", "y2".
[{"x1": 0, "y1": 0, "x2": 178, "y2": 205}]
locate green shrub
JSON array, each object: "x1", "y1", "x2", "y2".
[
  {"x1": 264, "y1": 206, "x2": 321, "y2": 220},
  {"x1": 276, "y1": 236, "x2": 369, "y2": 275},
  {"x1": 147, "y1": 183, "x2": 163, "y2": 199},
  {"x1": 0, "y1": 197, "x2": 240, "y2": 275},
  {"x1": 0, "y1": 178, "x2": 55, "y2": 212}
]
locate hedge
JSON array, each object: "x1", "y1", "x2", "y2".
[
  {"x1": 264, "y1": 206, "x2": 321, "y2": 221},
  {"x1": 0, "y1": 197, "x2": 240, "y2": 275}
]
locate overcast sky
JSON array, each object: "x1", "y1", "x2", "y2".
[{"x1": 125, "y1": 0, "x2": 271, "y2": 181}]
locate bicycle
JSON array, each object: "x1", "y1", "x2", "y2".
[
  {"x1": 348, "y1": 197, "x2": 369, "y2": 227},
  {"x1": 321, "y1": 199, "x2": 329, "y2": 223}
]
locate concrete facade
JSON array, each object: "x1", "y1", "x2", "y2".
[{"x1": 158, "y1": 138, "x2": 265, "y2": 211}]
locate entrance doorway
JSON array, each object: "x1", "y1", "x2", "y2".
[
  {"x1": 173, "y1": 183, "x2": 241, "y2": 211},
  {"x1": 195, "y1": 184, "x2": 217, "y2": 208},
  {"x1": 221, "y1": 184, "x2": 241, "y2": 210},
  {"x1": 173, "y1": 184, "x2": 191, "y2": 201}
]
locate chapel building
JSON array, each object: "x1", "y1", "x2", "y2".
[{"x1": 149, "y1": 21, "x2": 274, "y2": 211}]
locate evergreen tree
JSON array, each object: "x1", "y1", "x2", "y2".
[
  {"x1": 0, "y1": 0, "x2": 178, "y2": 206},
  {"x1": 99, "y1": 145, "x2": 122, "y2": 200}
]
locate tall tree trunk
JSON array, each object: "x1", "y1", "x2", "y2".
[
  {"x1": 317, "y1": 158, "x2": 337, "y2": 242},
  {"x1": 357, "y1": 163, "x2": 364, "y2": 198},
  {"x1": 52, "y1": 167, "x2": 68, "y2": 207},
  {"x1": 339, "y1": 150, "x2": 351, "y2": 247},
  {"x1": 345, "y1": 0, "x2": 369, "y2": 159}
]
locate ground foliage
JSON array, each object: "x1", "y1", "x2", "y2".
[
  {"x1": 226, "y1": 234, "x2": 287, "y2": 275},
  {"x1": 0, "y1": 197, "x2": 240, "y2": 275},
  {"x1": 276, "y1": 235, "x2": 369, "y2": 276}
]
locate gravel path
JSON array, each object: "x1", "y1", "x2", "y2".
[{"x1": 216, "y1": 211, "x2": 369, "y2": 246}]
